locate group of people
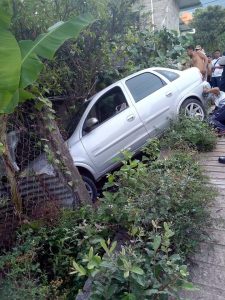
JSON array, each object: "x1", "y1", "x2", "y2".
[
  {"x1": 186, "y1": 45, "x2": 225, "y2": 90},
  {"x1": 187, "y1": 45, "x2": 225, "y2": 164}
]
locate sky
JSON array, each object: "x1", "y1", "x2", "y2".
[
  {"x1": 187, "y1": 0, "x2": 225, "y2": 12},
  {"x1": 201, "y1": 0, "x2": 225, "y2": 7}
]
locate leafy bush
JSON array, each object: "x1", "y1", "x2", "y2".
[
  {"x1": 0, "y1": 120, "x2": 216, "y2": 299},
  {"x1": 161, "y1": 117, "x2": 217, "y2": 152},
  {"x1": 11, "y1": 0, "x2": 190, "y2": 101},
  {"x1": 72, "y1": 224, "x2": 192, "y2": 300},
  {"x1": 67, "y1": 149, "x2": 214, "y2": 299},
  {"x1": 101, "y1": 150, "x2": 214, "y2": 256},
  {"x1": 0, "y1": 208, "x2": 112, "y2": 299}
]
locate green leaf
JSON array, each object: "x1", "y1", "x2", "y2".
[
  {"x1": 124, "y1": 271, "x2": 130, "y2": 278},
  {"x1": 72, "y1": 261, "x2": 87, "y2": 276},
  {"x1": 122, "y1": 293, "x2": 136, "y2": 300},
  {"x1": 109, "y1": 241, "x2": 117, "y2": 254},
  {"x1": 131, "y1": 266, "x2": 144, "y2": 275},
  {"x1": 19, "y1": 40, "x2": 43, "y2": 89},
  {"x1": 19, "y1": 89, "x2": 35, "y2": 103},
  {"x1": 89, "y1": 247, "x2": 94, "y2": 260},
  {"x1": 152, "y1": 235, "x2": 161, "y2": 252},
  {"x1": 20, "y1": 14, "x2": 95, "y2": 89},
  {"x1": 87, "y1": 256, "x2": 101, "y2": 270},
  {"x1": 100, "y1": 239, "x2": 109, "y2": 255},
  {"x1": 0, "y1": 23, "x2": 21, "y2": 114},
  {"x1": 0, "y1": 142, "x2": 5, "y2": 155},
  {"x1": 0, "y1": 90, "x2": 19, "y2": 114},
  {"x1": 181, "y1": 281, "x2": 199, "y2": 291},
  {"x1": 0, "y1": 0, "x2": 12, "y2": 28},
  {"x1": 180, "y1": 265, "x2": 189, "y2": 277}
]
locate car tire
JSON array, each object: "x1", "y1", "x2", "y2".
[
  {"x1": 82, "y1": 175, "x2": 98, "y2": 202},
  {"x1": 180, "y1": 98, "x2": 206, "y2": 121}
]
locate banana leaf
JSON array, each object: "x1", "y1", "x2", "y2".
[
  {"x1": 20, "y1": 14, "x2": 94, "y2": 89},
  {"x1": 0, "y1": 13, "x2": 94, "y2": 114},
  {"x1": 0, "y1": 28, "x2": 21, "y2": 113}
]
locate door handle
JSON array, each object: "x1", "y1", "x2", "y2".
[
  {"x1": 166, "y1": 91, "x2": 172, "y2": 97},
  {"x1": 127, "y1": 115, "x2": 135, "y2": 122}
]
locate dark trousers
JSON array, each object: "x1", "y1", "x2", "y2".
[
  {"x1": 210, "y1": 106, "x2": 225, "y2": 132},
  {"x1": 220, "y1": 80, "x2": 225, "y2": 92},
  {"x1": 215, "y1": 106, "x2": 225, "y2": 123},
  {"x1": 220, "y1": 74, "x2": 225, "y2": 92},
  {"x1": 211, "y1": 76, "x2": 221, "y2": 87}
]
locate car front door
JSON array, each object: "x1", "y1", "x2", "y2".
[
  {"x1": 80, "y1": 85, "x2": 148, "y2": 175},
  {"x1": 125, "y1": 72, "x2": 175, "y2": 137}
]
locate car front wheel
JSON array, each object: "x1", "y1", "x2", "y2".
[
  {"x1": 82, "y1": 175, "x2": 98, "y2": 202},
  {"x1": 180, "y1": 99, "x2": 206, "y2": 121}
]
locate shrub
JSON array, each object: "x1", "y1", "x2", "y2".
[
  {"x1": 72, "y1": 224, "x2": 192, "y2": 300},
  {"x1": 68, "y1": 149, "x2": 214, "y2": 299},
  {"x1": 0, "y1": 121, "x2": 216, "y2": 299},
  {"x1": 161, "y1": 117, "x2": 217, "y2": 152},
  {"x1": 0, "y1": 208, "x2": 112, "y2": 299},
  {"x1": 101, "y1": 150, "x2": 214, "y2": 256}
]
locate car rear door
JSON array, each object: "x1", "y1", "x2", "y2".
[
  {"x1": 80, "y1": 84, "x2": 148, "y2": 175},
  {"x1": 124, "y1": 71, "x2": 177, "y2": 137}
]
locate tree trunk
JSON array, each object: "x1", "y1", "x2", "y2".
[
  {"x1": 0, "y1": 115, "x2": 23, "y2": 214},
  {"x1": 37, "y1": 107, "x2": 92, "y2": 206}
]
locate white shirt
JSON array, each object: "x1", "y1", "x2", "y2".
[
  {"x1": 202, "y1": 82, "x2": 225, "y2": 107},
  {"x1": 212, "y1": 58, "x2": 223, "y2": 77},
  {"x1": 215, "y1": 91, "x2": 225, "y2": 107}
]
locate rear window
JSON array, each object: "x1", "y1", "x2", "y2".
[
  {"x1": 126, "y1": 72, "x2": 165, "y2": 102},
  {"x1": 154, "y1": 69, "x2": 180, "y2": 82}
]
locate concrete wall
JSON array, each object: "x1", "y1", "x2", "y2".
[{"x1": 140, "y1": 0, "x2": 180, "y2": 31}]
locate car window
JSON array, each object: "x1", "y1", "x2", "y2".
[
  {"x1": 67, "y1": 100, "x2": 91, "y2": 137},
  {"x1": 154, "y1": 69, "x2": 180, "y2": 82},
  {"x1": 83, "y1": 86, "x2": 128, "y2": 134},
  {"x1": 126, "y1": 72, "x2": 166, "y2": 103}
]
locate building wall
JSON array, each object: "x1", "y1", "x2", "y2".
[{"x1": 140, "y1": 0, "x2": 180, "y2": 31}]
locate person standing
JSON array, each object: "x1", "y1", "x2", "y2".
[
  {"x1": 207, "y1": 54, "x2": 213, "y2": 85},
  {"x1": 219, "y1": 53, "x2": 225, "y2": 92},
  {"x1": 186, "y1": 45, "x2": 208, "y2": 79},
  {"x1": 195, "y1": 45, "x2": 206, "y2": 55},
  {"x1": 211, "y1": 50, "x2": 223, "y2": 87}
]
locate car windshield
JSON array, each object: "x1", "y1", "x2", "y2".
[{"x1": 67, "y1": 99, "x2": 92, "y2": 137}]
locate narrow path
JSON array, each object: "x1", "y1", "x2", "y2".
[{"x1": 182, "y1": 137, "x2": 225, "y2": 300}]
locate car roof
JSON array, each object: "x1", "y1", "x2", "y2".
[
  {"x1": 88, "y1": 67, "x2": 181, "y2": 102},
  {"x1": 118, "y1": 67, "x2": 179, "y2": 82}
]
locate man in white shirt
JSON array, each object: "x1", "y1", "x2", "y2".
[
  {"x1": 203, "y1": 81, "x2": 225, "y2": 108},
  {"x1": 211, "y1": 50, "x2": 223, "y2": 87}
]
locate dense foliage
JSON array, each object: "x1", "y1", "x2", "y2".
[
  {"x1": 0, "y1": 118, "x2": 216, "y2": 299},
  {"x1": 10, "y1": 0, "x2": 191, "y2": 102},
  {"x1": 0, "y1": 1, "x2": 217, "y2": 299},
  {"x1": 192, "y1": 5, "x2": 225, "y2": 53},
  {"x1": 161, "y1": 117, "x2": 217, "y2": 152},
  {"x1": 0, "y1": 0, "x2": 95, "y2": 114}
]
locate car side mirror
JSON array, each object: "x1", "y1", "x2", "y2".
[{"x1": 85, "y1": 117, "x2": 99, "y2": 131}]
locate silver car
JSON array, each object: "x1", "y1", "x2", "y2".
[{"x1": 32, "y1": 67, "x2": 206, "y2": 199}]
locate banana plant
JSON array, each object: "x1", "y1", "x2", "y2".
[{"x1": 0, "y1": 0, "x2": 94, "y2": 114}]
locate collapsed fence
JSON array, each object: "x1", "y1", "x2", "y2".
[{"x1": 0, "y1": 102, "x2": 89, "y2": 249}]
